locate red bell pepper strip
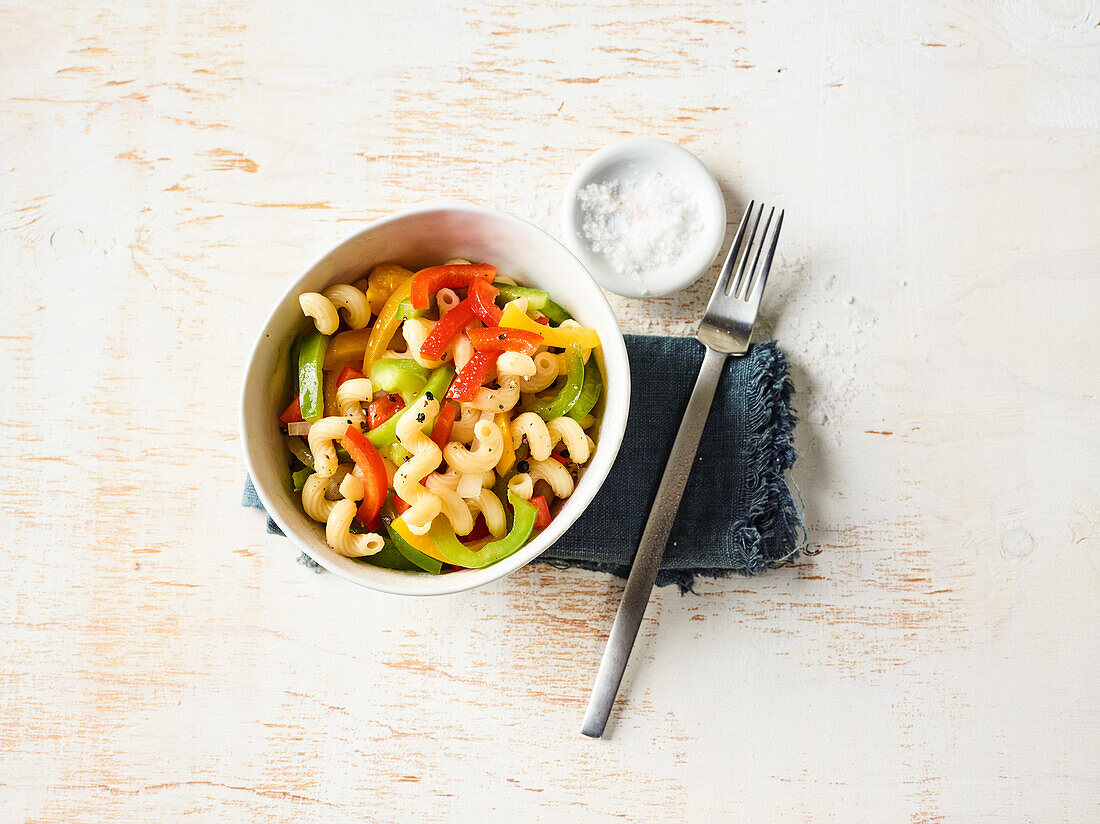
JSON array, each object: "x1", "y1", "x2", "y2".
[
  {"x1": 419, "y1": 299, "x2": 476, "y2": 361},
  {"x1": 467, "y1": 326, "x2": 544, "y2": 355},
  {"x1": 337, "y1": 365, "x2": 366, "y2": 387},
  {"x1": 468, "y1": 278, "x2": 503, "y2": 325},
  {"x1": 341, "y1": 425, "x2": 389, "y2": 530},
  {"x1": 550, "y1": 452, "x2": 569, "y2": 466},
  {"x1": 410, "y1": 263, "x2": 497, "y2": 310},
  {"x1": 464, "y1": 515, "x2": 490, "y2": 543},
  {"x1": 367, "y1": 394, "x2": 405, "y2": 430},
  {"x1": 394, "y1": 495, "x2": 410, "y2": 516},
  {"x1": 531, "y1": 495, "x2": 552, "y2": 530},
  {"x1": 429, "y1": 400, "x2": 457, "y2": 452},
  {"x1": 446, "y1": 350, "x2": 498, "y2": 402},
  {"x1": 535, "y1": 315, "x2": 550, "y2": 326},
  {"x1": 279, "y1": 397, "x2": 305, "y2": 424}
]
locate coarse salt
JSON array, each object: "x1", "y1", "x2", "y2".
[{"x1": 577, "y1": 171, "x2": 703, "y2": 295}]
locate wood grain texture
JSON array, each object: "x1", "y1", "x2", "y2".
[{"x1": 1, "y1": 0, "x2": 1098, "y2": 821}]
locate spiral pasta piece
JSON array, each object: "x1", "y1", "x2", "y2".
[
  {"x1": 393, "y1": 395, "x2": 444, "y2": 535},
  {"x1": 325, "y1": 498, "x2": 384, "y2": 557},
  {"x1": 546, "y1": 416, "x2": 591, "y2": 464},
  {"x1": 520, "y1": 351, "x2": 560, "y2": 394},
  {"x1": 436, "y1": 287, "x2": 461, "y2": 315},
  {"x1": 450, "y1": 404, "x2": 484, "y2": 444},
  {"x1": 336, "y1": 377, "x2": 373, "y2": 425},
  {"x1": 444, "y1": 419, "x2": 502, "y2": 474},
  {"x1": 299, "y1": 292, "x2": 339, "y2": 335},
  {"x1": 308, "y1": 416, "x2": 350, "y2": 478},
  {"x1": 323, "y1": 284, "x2": 371, "y2": 330},
  {"x1": 507, "y1": 473, "x2": 534, "y2": 500},
  {"x1": 470, "y1": 352, "x2": 535, "y2": 413},
  {"x1": 402, "y1": 317, "x2": 445, "y2": 368},
  {"x1": 528, "y1": 457, "x2": 574, "y2": 498},
  {"x1": 467, "y1": 488, "x2": 507, "y2": 537},
  {"x1": 453, "y1": 332, "x2": 474, "y2": 371},
  {"x1": 510, "y1": 412, "x2": 552, "y2": 461},
  {"x1": 424, "y1": 474, "x2": 475, "y2": 536},
  {"x1": 302, "y1": 473, "x2": 337, "y2": 523}
]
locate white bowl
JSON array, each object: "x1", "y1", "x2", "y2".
[
  {"x1": 240, "y1": 205, "x2": 631, "y2": 596},
  {"x1": 561, "y1": 138, "x2": 726, "y2": 298}
]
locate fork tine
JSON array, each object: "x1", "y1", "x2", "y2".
[
  {"x1": 729, "y1": 203, "x2": 763, "y2": 298},
  {"x1": 711, "y1": 200, "x2": 754, "y2": 297},
  {"x1": 738, "y1": 205, "x2": 774, "y2": 300},
  {"x1": 746, "y1": 208, "x2": 783, "y2": 305}
]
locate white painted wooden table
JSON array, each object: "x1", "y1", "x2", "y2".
[{"x1": 2, "y1": 1, "x2": 1097, "y2": 821}]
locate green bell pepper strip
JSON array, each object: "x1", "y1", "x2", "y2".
[
  {"x1": 386, "y1": 442, "x2": 412, "y2": 465},
  {"x1": 362, "y1": 539, "x2": 419, "y2": 571},
  {"x1": 366, "y1": 364, "x2": 455, "y2": 449},
  {"x1": 291, "y1": 466, "x2": 312, "y2": 492},
  {"x1": 427, "y1": 491, "x2": 537, "y2": 569},
  {"x1": 527, "y1": 343, "x2": 584, "y2": 421},
  {"x1": 384, "y1": 520, "x2": 443, "y2": 574},
  {"x1": 398, "y1": 297, "x2": 425, "y2": 321},
  {"x1": 369, "y1": 358, "x2": 430, "y2": 403},
  {"x1": 567, "y1": 357, "x2": 602, "y2": 421},
  {"x1": 494, "y1": 284, "x2": 572, "y2": 326},
  {"x1": 297, "y1": 331, "x2": 329, "y2": 422}
]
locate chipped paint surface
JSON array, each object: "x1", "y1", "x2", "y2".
[{"x1": 1, "y1": 0, "x2": 1098, "y2": 821}]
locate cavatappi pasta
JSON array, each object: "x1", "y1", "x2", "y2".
[{"x1": 278, "y1": 260, "x2": 604, "y2": 573}]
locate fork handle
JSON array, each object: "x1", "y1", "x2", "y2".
[{"x1": 581, "y1": 345, "x2": 728, "y2": 738}]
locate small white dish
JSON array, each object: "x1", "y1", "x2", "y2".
[
  {"x1": 240, "y1": 204, "x2": 631, "y2": 597},
  {"x1": 562, "y1": 138, "x2": 726, "y2": 299}
]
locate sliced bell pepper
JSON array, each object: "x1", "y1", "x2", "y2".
[
  {"x1": 499, "y1": 302, "x2": 599, "y2": 349},
  {"x1": 362, "y1": 274, "x2": 414, "y2": 372},
  {"x1": 365, "y1": 263, "x2": 414, "y2": 315},
  {"x1": 367, "y1": 394, "x2": 405, "y2": 430},
  {"x1": 535, "y1": 315, "x2": 550, "y2": 326},
  {"x1": 464, "y1": 515, "x2": 490, "y2": 543},
  {"x1": 468, "y1": 278, "x2": 503, "y2": 325},
  {"x1": 369, "y1": 358, "x2": 429, "y2": 402},
  {"x1": 531, "y1": 495, "x2": 552, "y2": 529},
  {"x1": 291, "y1": 466, "x2": 312, "y2": 492},
  {"x1": 410, "y1": 263, "x2": 496, "y2": 310},
  {"x1": 418, "y1": 299, "x2": 475, "y2": 362},
  {"x1": 446, "y1": 350, "x2": 498, "y2": 403},
  {"x1": 567, "y1": 357, "x2": 602, "y2": 421},
  {"x1": 549, "y1": 452, "x2": 569, "y2": 466},
  {"x1": 361, "y1": 540, "x2": 418, "y2": 571},
  {"x1": 280, "y1": 396, "x2": 305, "y2": 424},
  {"x1": 367, "y1": 364, "x2": 455, "y2": 449},
  {"x1": 324, "y1": 328, "x2": 372, "y2": 369},
  {"x1": 494, "y1": 284, "x2": 573, "y2": 325},
  {"x1": 341, "y1": 425, "x2": 389, "y2": 530},
  {"x1": 494, "y1": 412, "x2": 515, "y2": 475},
  {"x1": 527, "y1": 342, "x2": 584, "y2": 421},
  {"x1": 337, "y1": 365, "x2": 366, "y2": 387},
  {"x1": 429, "y1": 400, "x2": 457, "y2": 453},
  {"x1": 389, "y1": 517, "x2": 447, "y2": 568},
  {"x1": 466, "y1": 326, "x2": 543, "y2": 355},
  {"x1": 298, "y1": 331, "x2": 328, "y2": 422},
  {"x1": 425, "y1": 491, "x2": 537, "y2": 569}
]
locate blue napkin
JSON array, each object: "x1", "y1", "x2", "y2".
[{"x1": 243, "y1": 335, "x2": 803, "y2": 591}]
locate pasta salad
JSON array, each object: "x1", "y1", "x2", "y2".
[{"x1": 279, "y1": 260, "x2": 604, "y2": 574}]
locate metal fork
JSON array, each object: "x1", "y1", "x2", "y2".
[{"x1": 581, "y1": 201, "x2": 784, "y2": 738}]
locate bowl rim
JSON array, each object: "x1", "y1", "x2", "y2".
[
  {"x1": 240, "y1": 203, "x2": 631, "y2": 596},
  {"x1": 561, "y1": 137, "x2": 726, "y2": 298}
]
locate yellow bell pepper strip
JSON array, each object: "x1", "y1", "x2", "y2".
[
  {"x1": 366, "y1": 364, "x2": 455, "y2": 449},
  {"x1": 388, "y1": 517, "x2": 447, "y2": 568},
  {"x1": 528, "y1": 343, "x2": 584, "y2": 421},
  {"x1": 362, "y1": 274, "x2": 414, "y2": 372},
  {"x1": 494, "y1": 413, "x2": 515, "y2": 475},
  {"x1": 499, "y1": 302, "x2": 600, "y2": 349},
  {"x1": 494, "y1": 284, "x2": 573, "y2": 325},
  {"x1": 567, "y1": 357, "x2": 602, "y2": 421},
  {"x1": 297, "y1": 330, "x2": 328, "y2": 422},
  {"x1": 369, "y1": 358, "x2": 430, "y2": 403},
  {"x1": 365, "y1": 263, "x2": 413, "y2": 315},
  {"x1": 426, "y1": 491, "x2": 537, "y2": 569},
  {"x1": 324, "y1": 328, "x2": 372, "y2": 370}
]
